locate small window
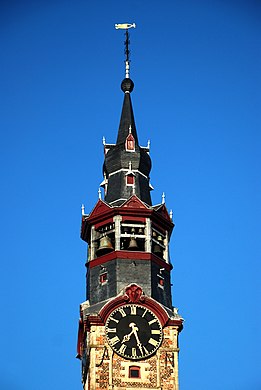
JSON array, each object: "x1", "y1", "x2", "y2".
[
  {"x1": 126, "y1": 174, "x2": 135, "y2": 185},
  {"x1": 126, "y1": 134, "x2": 135, "y2": 151},
  {"x1": 158, "y1": 276, "x2": 164, "y2": 289},
  {"x1": 100, "y1": 272, "x2": 107, "y2": 284},
  {"x1": 129, "y1": 366, "x2": 140, "y2": 378},
  {"x1": 159, "y1": 278, "x2": 164, "y2": 286}
]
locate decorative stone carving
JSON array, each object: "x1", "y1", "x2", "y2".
[{"x1": 124, "y1": 283, "x2": 145, "y2": 303}]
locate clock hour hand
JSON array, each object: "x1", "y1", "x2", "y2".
[
  {"x1": 122, "y1": 322, "x2": 138, "y2": 343},
  {"x1": 122, "y1": 332, "x2": 132, "y2": 342}
]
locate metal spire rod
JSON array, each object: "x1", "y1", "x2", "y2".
[
  {"x1": 115, "y1": 23, "x2": 136, "y2": 79},
  {"x1": 124, "y1": 29, "x2": 130, "y2": 63}
]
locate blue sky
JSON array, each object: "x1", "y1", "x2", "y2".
[{"x1": 0, "y1": 1, "x2": 260, "y2": 389}]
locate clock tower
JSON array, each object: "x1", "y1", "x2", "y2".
[{"x1": 77, "y1": 25, "x2": 183, "y2": 390}]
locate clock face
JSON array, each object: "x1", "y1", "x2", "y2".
[{"x1": 105, "y1": 304, "x2": 162, "y2": 360}]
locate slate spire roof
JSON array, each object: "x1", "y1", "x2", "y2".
[
  {"x1": 116, "y1": 78, "x2": 138, "y2": 145},
  {"x1": 102, "y1": 77, "x2": 152, "y2": 206}
]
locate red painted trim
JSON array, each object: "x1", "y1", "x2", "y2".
[
  {"x1": 94, "y1": 218, "x2": 114, "y2": 229},
  {"x1": 121, "y1": 216, "x2": 146, "y2": 223},
  {"x1": 85, "y1": 315, "x2": 183, "y2": 332},
  {"x1": 87, "y1": 209, "x2": 117, "y2": 225},
  {"x1": 76, "y1": 318, "x2": 84, "y2": 358},
  {"x1": 152, "y1": 222, "x2": 166, "y2": 235},
  {"x1": 126, "y1": 174, "x2": 135, "y2": 185},
  {"x1": 87, "y1": 250, "x2": 172, "y2": 271},
  {"x1": 98, "y1": 293, "x2": 170, "y2": 327},
  {"x1": 129, "y1": 366, "x2": 141, "y2": 379},
  {"x1": 81, "y1": 200, "x2": 174, "y2": 242},
  {"x1": 166, "y1": 319, "x2": 184, "y2": 332},
  {"x1": 126, "y1": 133, "x2": 135, "y2": 151},
  {"x1": 81, "y1": 208, "x2": 152, "y2": 241},
  {"x1": 121, "y1": 195, "x2": 149, "y2": 209},
  {"x1": 152, "y1": 213, "x2": 174, "y2": 233}
]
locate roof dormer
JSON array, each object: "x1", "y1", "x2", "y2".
[{"x1": 125, "y1": 126, "x2": 135, "y2": 151}]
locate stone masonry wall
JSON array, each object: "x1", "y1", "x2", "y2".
[{"x1": 85, "y1": 324, "x2": 180, "y2": 390}]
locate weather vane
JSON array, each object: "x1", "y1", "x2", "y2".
[{"x1": 115, "y1": 23, "x2": 136, "y2": 79}]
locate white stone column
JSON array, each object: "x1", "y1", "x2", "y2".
[
  {"x1": 145, "y1": 218, "x2": 151, "y2": 252},
  {"x1": 174, "y1": 350, "x2": 179, "y2": 390},
  {"x1": 164, "y1": 230, "x2": 169, "y2": 263},
  {"x1": 90, "y1": 226, "x2": 96, "y2": 261},
  {"x1": 114, "y1": 215, "x2": 122, "y2": 250}
]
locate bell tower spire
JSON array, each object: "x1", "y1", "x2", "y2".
[
  {"x1": 102, "y1": 25, "x2": 152, "y2": 206},
  {"x1": 77, "y1": 25, "x2": 183, "y2": 390}
]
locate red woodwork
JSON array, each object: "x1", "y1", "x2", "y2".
[
  {"x1": 76, "y1": 318, "x2": 84, "y2": 359},
  {"x1": 153, "y1": 204, "x2": 172, "y2": 222},
  {"x1": 99, "y1": 273, "x2": 107, "y2": 284},
  {"x1": 125, "y1": 284, "x2": 143, "y2": 303},
  {"x1": 86, "y1": 250, "x2": 172, "y2": 271},
  {"x1": 121, "y1": 216, "x2": 146, "y2": 223},
  {"x1": 122, "y1": 195, "x2": 149, "y2": 209},
  {"x1": 94, "y1": 218, "x2": 114, "y2": 230},
  {"x1": 98, "y1": 284, "x2": 170, "y2": 326},
  {"x1": 129, "y1": 366, "x2": 141, "y2": 378},
  {"x1": 81, "y1": 195, "x2": 174, "y2": 242},
  {"x1": 126, "y1": 133, "x2": 135, "y2": 151},
  {"x1": 89, "y1": 199, "x2": 112, "y2": 218},
  {"x1": 126, "y1": 174, "x2": 134, "y2": 185}
]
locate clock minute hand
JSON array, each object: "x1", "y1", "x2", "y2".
[{"x1": 131, "y1": 326, "x2": 144, "y2": 355}]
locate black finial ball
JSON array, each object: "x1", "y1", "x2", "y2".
[{"x1": 121, "y1": 78, "x2": 134, "y2": 93}]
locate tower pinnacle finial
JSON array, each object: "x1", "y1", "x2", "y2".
[
  {"x1": 162, "y1": 192, "x2": 166, "y2": 204},
  {"x1": 115, "y1": 22, "x2": 136, "y2": 79}
]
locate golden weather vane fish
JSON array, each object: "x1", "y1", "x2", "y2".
[{"x1": 115, "y1": 23, "x2": 136, "y2": 30}]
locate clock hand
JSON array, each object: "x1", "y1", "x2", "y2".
[
  {"x1": 122, "y1": 322, "x2": 138, "y2": 342},
  {"x1": 132, "y1": 328, "x2": 143, "y2": 355},
  {"x1": 132, "y1": 328, "x2": 140, "y2": 343},
  {"x1": 122, "y1": 331, "x2": 133, "y2": 342}
]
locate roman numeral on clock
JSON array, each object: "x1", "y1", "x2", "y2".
[
  {"x1": 118, "y1": 344, "x2": 127, "y2": 354},
  {"x1": 107, "y1": 328, "x2": 116, "y2": 333},
  {"x1": 148, "y1": 337, "x2": 158, "y2": 347},
  {"x1": 119, "y1": 308, "x2": 126, "y2": 317},
  {"x1": 130, "y1": 305, "x2": 136, "y2": 315},
  {"x1": 148, "y1": 318, "x2": 157, "y2": 325},
  {"x1": 110, "y1": 336, "x2": 120, "y2": 346},
  {"x1": 151, "y1": 329, "x2": 161, "y2": 335},
  {"x1": 110, "y1": 317, "x2": 119, "y2": 323}
]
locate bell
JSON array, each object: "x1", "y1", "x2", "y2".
[
  {"x1": 128, "y1": 237, "x2": 139, "y2": 251},
  {"x1": 96, "y1": 235, "x2": 114, "y2": 256},
  {"x1": 153, "y1": 244, "x2": 162, "y2": 255}
]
